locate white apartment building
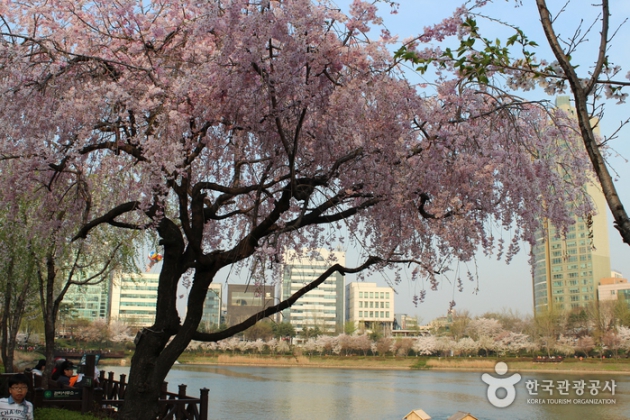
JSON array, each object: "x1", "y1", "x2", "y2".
[
  {"x1": 280, "y1": 248, "x2": 345, "y2": 334},
  {"x1": 346, "y1": 282, "x2": 394, "y2": 333},
  {"x1": 109, "y1": 272, "x2": 159, "y2": 327}
]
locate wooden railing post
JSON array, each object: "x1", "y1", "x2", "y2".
[
  {"x1": 161, "y1": 381, "x2": 168, "y2": 399},
  {"x1": 33, "y1": 388, "x2": 44, "y2": 409},
  {"x1": 199, "y1": 388, "x2": 209, "y2": 420},
  {"x1": 93, "y1": 388, "x2": 103, "y2": 412},
  {"x1": 118, "y1": 374, "x2": 126, "y2": 399},
  {"x1": 106, "y1": 371, "x2": 115, "y2": 397},
  {"x1": 81, "y1": 354, "x2": 96, "y2": 414},
  {"x1": 178, "y1": 384, "x2": 187, "y2": 398}
]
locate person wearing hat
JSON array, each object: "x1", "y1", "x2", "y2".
[
  {"x1": 30, "y1": 359, "x2": 46, "y2": 376},
  {"x1": 55, "y1": 361, "x2": 76, "y2": 388}
]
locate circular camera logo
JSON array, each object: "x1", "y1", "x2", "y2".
[{"x1": 481, "y1": 362, "x2": 522, "y2": 408}]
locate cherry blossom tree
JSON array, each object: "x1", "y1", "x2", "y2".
[
  {"x1": 354, "y1": 334, "x2": 372, "y2": 356},
  {"x1": 375, "y1": 337, "x2": 394, "y2": 356},
  {"x1": 465, "y1": 318, "x2": 503, "y2": 341},
  {"x1": 454, "y1": 337, "x2": 478, "y2": 357},
  {"x1": 616, "y1": 326, "x2": 630, "y2": 354},
  {"x1": 576, "y1": 336, "x2": 595, "y2": 357},
  {"x1": 554, "y1": 334, "x2": 576, "y2": 356},
  {"x1": 412, "y1": 336, "x2": 437, "y2": 356},
  {"x1": 391, "y1": 338, "x2": 413, "y2": 356},
  {"x1": 276, "y1": 339, "x2": 291, "y2": 355},
  {"x1": 109, "y1": 320, "x2": 134, "y2": 344},
  {"x1": 0, "y1": 0, "x2": 595, "y2": 417}
]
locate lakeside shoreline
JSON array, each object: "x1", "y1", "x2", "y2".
[{"x1": 147, "y1": 354, "x2": 630, "y2": 375}]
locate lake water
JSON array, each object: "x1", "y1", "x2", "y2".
[{"x1": 101, "y1": 364, "x2": 629, "y2": 420}]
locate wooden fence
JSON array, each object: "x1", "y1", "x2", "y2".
[{"x1": 2, "y1": 355, "x2": 208, "y2": 420}]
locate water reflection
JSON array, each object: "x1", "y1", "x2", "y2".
[{"x1": 101, "y1": 364, "x2": 629, "y2": 420}]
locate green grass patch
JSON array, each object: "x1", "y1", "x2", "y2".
[
  {"x1": 35, "y1": 408, "x2": 103, "y2": 420},
  {"x1": 410, "y1": 358, "x2": 429, "y2": 370}
]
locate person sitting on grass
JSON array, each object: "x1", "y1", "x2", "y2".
[{"x1": 0, "y1": 373, "x2": 34, "y2": 420}]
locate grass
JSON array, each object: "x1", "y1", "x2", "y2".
[
  {"x1": 35, "y1": 408, "x2": 103, "y2": 420},
  {"x1": 410, "y1": 358, "x2": 429, "y2": 370}
]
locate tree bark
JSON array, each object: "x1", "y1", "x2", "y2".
[
  {"x1": 39, "y1": 254, "x2": 60, "y2": 388},
  {"x1": 1, "y1": 259, "x2": 14, "y2": 372}
]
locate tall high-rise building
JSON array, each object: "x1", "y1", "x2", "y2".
[
  {"x1": 532, "y1": 97, "x2": 611, "y2": 313},
  {"x1": 280, "y1": 248, "x2": 345, "y2": 334},
  {"x1": 346, "y1": 282, "x2": 394, "y2": 333},
  {"x1": 109, "y1": 272, "x2": 159, "y2": 327}
]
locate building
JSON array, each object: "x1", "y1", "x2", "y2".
[
  {"x1": 346, "y1": 282, "x2": 394, "y2": 334},
  {"x1": 200, "y1": 283, "x2": 223, "y2": 330},
  {"x1": 280, "y1": 248, "x2": 345, "y2": 334},
  {"x1": 394, "y1": 313, "x2": 419, "y2": 330},
  {"x1": 63, "y1": 281, "x2": 109, "y2": 322},
  {"x1": 109, "y1": 272, "x2": 159, "y2": 327},
  {"x1": 225, "y1": 284, "x2": 275, "y2": 327},
  {"x1": 531, "y1": 97, "x2": 612, "y2": 313},
  {"x1": 598, "y1": 276, "x2": 630, "y2": 302}
]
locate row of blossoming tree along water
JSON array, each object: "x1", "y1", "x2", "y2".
[
  {"x1": 23, "y1": 301, "x2": 630, "y2": 359},
  {"x1": 191, "y1": 303, "x2": 630, "y2": 358},
  {"x1": 184, "y1": 326, "x2": 630, "y2": 358}
]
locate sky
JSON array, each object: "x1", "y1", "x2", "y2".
[{"x1": 171, "y1": 0, "x2": 630, "y2": 325}]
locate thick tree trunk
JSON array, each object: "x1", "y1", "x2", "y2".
[
  {"x1": 118, "y1": 330, "x2": 172, "y2": 420},
  {"x1": 40, "y1": 255, "x2": 59, "y2": 388},
  {"x1": 1, "y1": 277, "x2": 14, "y2": 373},
  {"x1": 118, "y1": 217, "x2": 199, "y2": 420},
  {"x1": 43, "y1": 310, "x2": 56, "y2": 386}
]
